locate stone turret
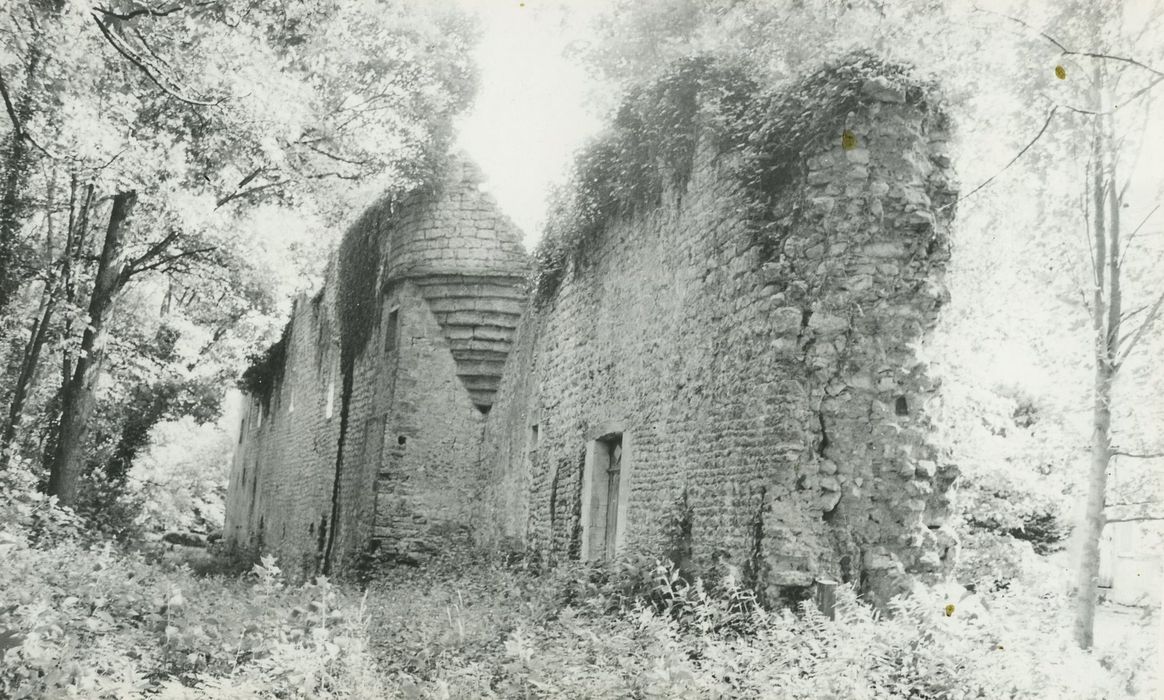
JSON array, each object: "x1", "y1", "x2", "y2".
[
  {"x1": 227, "y1": 155, "x2": 529, "y2": 574},
  {"x1": 379, "y1": 158, "x2": 528, "y2": 410}
]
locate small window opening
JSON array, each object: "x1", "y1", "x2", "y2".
[
  {"x1": 895, "y1": 396, "x2": 909, "y2": 416},
  {"x1": 529, "y1": 424, "x2": 540, "y2": 451},
  {"x1": 397, "y1": 435, "x2": 407, "y2": 446},
  {"x1": 324, "y1": 374, "x2": 336, "y2": 419},
  {"x1": 385, "y1": 309, "x2": 399, "y2": 353}
]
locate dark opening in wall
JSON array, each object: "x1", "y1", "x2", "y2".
[
  {"x1": 895, "y1": 396, "x2": 909, "y2": 416},
  {"x1": 475, "y1": 403, "x2": 492, "y2": 415},
  {"x1": 397, "y1": 435, "x2": 407, "y2": 446},
  {"x1": 316, "y1": 516, "x2": 328, "y2": 555},
  {"x1": 529, "y1": 423, "x2": 540, "y2": 450},
  {"x1": 385, "y1": 309, "x2": 399, "y2": 353}
]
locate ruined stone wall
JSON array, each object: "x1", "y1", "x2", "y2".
[
  {"x1": 226, "y1": 159, "x2": 528, "y2": 576},
  {"x1": 478, "y1": 79, "x2": 957, "y2": 601},
  {"x1": 225, "y1": 288, "x2": 341, "y2": 575}
]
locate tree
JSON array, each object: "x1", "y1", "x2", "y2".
[{"x1": 0, "y1": 0, "x2": 480, "y2": 506}]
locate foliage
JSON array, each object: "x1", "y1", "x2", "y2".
[
  {"x1": 128, "y1": 414, "x2": 235, "y2": 537},
  {"x1": 335, "y1": 198, "x2": 397, "y2": 370},
  {"x1": 532, "y1": 55, "x2": 753, "y2": 302},
  {"x1": 238, "y1": 321, "x2": 290, "y2": 413},
  {"x1": 0, "y1": 466, "x2": 1154, "y2": 700},
  {"x1": 362, "y1": 550, "x2": 1152, "y2": 699},
  {"x1": 532, "y1": 50, "x2": 943, "y2": 303},
  {"x1": 0, "y1": 496, "x2": 385, "y2": 699}
]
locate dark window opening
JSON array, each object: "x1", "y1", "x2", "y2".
[
  {"x1": 397, "y1": 435, "x2": 407, "y2": 446},
  {"x1": 316, "y1": 516, "x2": 328, "y2": 555},
  {"x1": 474, "y1": 403, "x2": 492, "y2": 415},
  {"x1": 895, "y1": 396, "x2": 909, "y2": 416},
  {"x1": 385, "y1": 309, "x2": 399, "y2": 353},
  {"x1": 530, "y1": 424, "x2": 540, "y2": 451}
]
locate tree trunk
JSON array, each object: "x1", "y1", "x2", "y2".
[
  {"x1": 1073, "y1": 65, "x2": 1121, "y2": 650},
  {"x1": 46, "y1": 190, "x2": 136, "y2": 505},
  {"x1": 0, "y1": 174, "x2": 81, "y2": 459},
  {"x1": 0, "y1": 54, "x2": 39, "y2": 314}
]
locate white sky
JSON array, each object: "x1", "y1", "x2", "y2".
[{"x1": 454, "y1": 0, "x2": 608, "y2": 249}]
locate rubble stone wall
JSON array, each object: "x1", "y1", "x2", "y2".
[
  {"x1": 226, "y1": 160, "x2": 528, "y2": 576},
  {"x1": 228, "y1": 61, "x2": 958, "y2": 602},
  {"x1": 477, "y1": 80, "x2": 957, "y2": 601}
]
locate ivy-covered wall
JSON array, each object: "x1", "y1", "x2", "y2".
[
  {"x1": 228, "y1": 53, "x2": 959, "y2": 604},
  {"x1": 226, "y1": 158, "x2": 528, "y2": 576},
  {"x1": 477, "y1": 53, "x2": 958, "y2": 603}
]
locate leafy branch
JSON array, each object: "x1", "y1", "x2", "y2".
[{"x1": 91, "y1": 13, "x2": 221, "y2": 107}]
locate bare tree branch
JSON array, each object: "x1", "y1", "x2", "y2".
[
  {"x1": 128, "y1": 246, "x2": 216, "y2": 277},
  {"x1": 93, "y1": 4, "x2": 188, "y2": 21},
  {"x1": 975, "y1": 7, "x2": 1164, "y2": 76},
  {"x1": 91, "y1": 14, "x2": 221, "y2": 107},
  {"x1": 1111, "y1": 451, "x2": 1164, "y2": 459},
  {"x1": 215, "y1": 179, "x2": 290, "y2": 208},
  {"x1": 1118, "y1": 203, "x2": 1160, "y2": 268},
  {"x1": 1115, "y1": 289, "x2": 1164, "y2": 368},
  {"x1": 0, "y1": 69, "x2": 24, "y2": 139},
  {"x1": 303, "y1": 143, "x2": 370, "y2": 167},
  {"x1": 939, "y1": 107, "x2": 1058, "y2": 211}
]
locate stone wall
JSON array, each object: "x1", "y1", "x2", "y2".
[
  {"x1": 476, "y1": 76, "x2": 957, "y2": 602},
  {"x1": 227, "y1": 59, "x2": 959, "y2": 602},
  {"x1": 226, "y1": 159, "x2": 528, "y2": 576}
]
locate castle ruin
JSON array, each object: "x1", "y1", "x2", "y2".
[{"x1": 226, "y1": 55, "x2": 959, "y2": 603}]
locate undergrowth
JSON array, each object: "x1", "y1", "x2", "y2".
[{"x1": 0, "y1": 508, "x2": 1156, "y2": 698}]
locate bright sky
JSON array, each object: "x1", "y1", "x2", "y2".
[{"x1": 454, "y1": 1, "x2": 608, "y2": 249}]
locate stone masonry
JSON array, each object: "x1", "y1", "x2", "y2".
[{"x1": 227, "y1": 61, "x2": 958, "y2": 603}]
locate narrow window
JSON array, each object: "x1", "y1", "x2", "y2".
[
  {"x1": 529, "y1": 423, "x2": 539, "y2": 451},
  {"x1": 385, "y1": 308, "x2": 399, "y2": 353}
]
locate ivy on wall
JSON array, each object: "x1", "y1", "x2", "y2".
[
  {"x1": 532, "y1": 50, "x2": 947, "y2": 305},
  {"x1": 238, "y1": 320, "x2": 292, "y2": 414}
]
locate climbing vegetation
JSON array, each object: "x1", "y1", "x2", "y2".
[
  {"x1": 533, "y1": 50, "x2": 946, "y2": 303},
  {"x1": 238, "y1": 322, "x2": 292, "y2": 414}
]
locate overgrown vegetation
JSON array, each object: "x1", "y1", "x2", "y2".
[
  {"x1": 1, "y1": 460, "x2": 1155, "y2": 698},
  {"x1": 238, "y1": 321, "x2": 292, "y2": 414},
  {"x1": 532, "y1": 50, "x2": 945, "y2": 304}
]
